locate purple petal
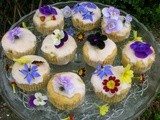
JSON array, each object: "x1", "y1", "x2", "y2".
[
  {"x1": 55, "y1": 41, "x2": 64, "y2": 48},
  {"x1": 145, "y1": 48, "x2": 153, "y2": 55},
  {"x1": 31, "y1": 71, "x2": 41, "y2": 78},
  {"x1": 39, "y1": 5, "x2": 57, "y2": 16},
  {"x1": 135, "y1": 52, "x2": 148, "y2": 58},
  {"x1": 31, "y1": 66, "x2": 38, "y2": 71},
  {"x1": 62, "y1": 31, "x2": 68, "y2": 42},
  {"x1": 24, "y1": 64, "x2": 29, "y2": 70},
  {"x1": 19, "y1": 70, "x2": 28, "y2": 75},
  {"x1": 26, "y1": 74, "x2": 33, "y2": 84},
  {"x1": 104, "y1": 66, "x2": 113, "y2": 75},
  {"x1": 99, "y1": 72, "x2": 105, "y2": 79},
  {"x1": 28, "y1": 95, "x2": 36, "y2": 108}
]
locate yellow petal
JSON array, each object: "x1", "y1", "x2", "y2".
[
  {"x1": 99, "y1": 104, "x2": 109, "y2": 116},
  {"x1": 13, "y1": 57, "x2": 30, "y2": 64},
  {"x1": 133, "y1": 31, "x2": 142, "y2": 42},
  {"x1": 22, "y1": 22, "x2": 27, "y2": 29}
]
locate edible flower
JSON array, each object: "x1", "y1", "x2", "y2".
[
  {"x1": 83, "y1": 11, "x2": 94, "y2": 22},
  {"x1": 13, "y1": 56, "x2": 30, "y2": 65},
  {"x1": 39, "y1": 5, "x2": 57, "y2": 16},
  {"x1": 95, "y1": 103, "x2": 109, "y2": 116},
  {"x1": 83, "y1": 2, "x2": 96, "y2": 9},
  {"x1": 120, "y1": 64, "x2": 134, "y2": 84},
  {"x1": 66, "y1": 26, "x2": 74, "y2": 36},
  {"x1": 8, "y1": 27, "x2": 21, "y2": 43},
  {"x1": 105, "y1": 19, "x2": 123, "y2": 34},
  {"x1": 76, "y1": 32, "x2": 85, "y2": 42},
  {"x1": 87, "y1": 32, "x2": 107, "y2": 49},
  {"x1": 130, "y1": 41, "x2": 153, "y2": 58},
  {"x1": 61, "y1": 6, "x2": 72, "y2": 18},
  {"x1": 19, "y1": 64, "x2": 40, "y2": 84},
  {"x1": 77, "y1": 68, "x2": 86, "y2": 77},
  {"x1": 102, "y1": 7, "x2": 120, "y2": 20},
  {"x1": 133, "y1": 31, "x2": 142, "y2": 41},
  {"x1": 56, "y1": 75, "x2": 74, "y2": 95},
  {"x1": 51, "y1": 29, "x2": 68, "y2": 48},
  {"x1": 102, "y1": 76, "x2": 120, "y2": 93},
  {"x1": 28, "y1": 92, "x2": 47, "y2": 108},
  {"x1": 73, "y1": 3, "x2": 87, "y2": 14},
  {"x1": 10, "y1": 81, "x2": 17, "y2": 93},
  {"x1": 125, "y1": 14, "x2": 132, "y2": 23},
  {"x1": 93, "y1": 65, "x2": 113, "y2": 79},
  {"x1": 61, "y1": 114, "x2": 74, "y2": 120}
]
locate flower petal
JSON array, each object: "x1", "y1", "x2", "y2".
[
  {"x1": 28, "y1": 95, "x2": 36, "y2": 108},
  {"x1": 19, "y1": 70, "x2": 28, "y2": 75},
  {"x1": 31, "y1": 71, "x2": 41, "y2": 78},
  {"x1": 26, "y1": 74, "x2": 33, "y2": 84}
]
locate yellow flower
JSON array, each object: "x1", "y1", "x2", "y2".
[
  {"x1": 133, "y1": 31, "x2": 142, "y2": 42},
  {"x1": 120, "y1": 64, "x2": 134, "y2": 84},
  {"x1": 13, "y1": 56, "x2": 30, "y2": 65},
  {"x1": 95, "y1": 103, "x2": 109, "y2": 116}
]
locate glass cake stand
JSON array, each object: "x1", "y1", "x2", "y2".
[{"x1": 0, "y1": 1, "x2": 160, "y2": 120}]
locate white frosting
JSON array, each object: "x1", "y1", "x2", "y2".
[
  {"x1": 102, "y1": 17, "x2": 131, "y2": 36},
  {"x1": 12, "y1": 55, "x2": 50, "y2": 85},
  {"x1": 41, "y1": 34, "x2": 77, "y2": 59},
  {"x1": 72, "y1": 2, "x2": 101, "y2": 24},
  {"x1": 1, "y1": 28, "x2": 36, "y2": 52},
  {"x1": 84, "y1": 39, "x2": 117, "y2": 63},
  {"x1": 33, "y1": 7, "x2": 64, "y2": 29},
  {"x1": 52, "y1": 72, "x2": 85, "y2": 98},
  {"x1": 91, "y1": 66, "x2": 131, "y2": 97},
  {"x1": 123, "y1": 41, "x2": 155, "y2": 65}
]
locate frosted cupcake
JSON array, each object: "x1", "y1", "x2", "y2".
[
  {"x1": 33, "y1": 5, "x2": 64, "y2": 34},
  {"x1": 11, "y1": 55, "x2": 50, "y2": 92},
  {"x1": 41, "y1": 29, "x2": 77, "y2": 65},
  {"x1": 122, "y1": 40, "x2": 155, "y2": 74},
  {"x1": 72, "y1": 2, "x2": 101, "y2": 31},
  {"x1": 91, "y1": 64, "x2": 134, "y2": 103},
  {"x1": 1, "y1": 27, "x2": 36, "y2": 60},
  {"x1": 101, "y1": 6, "x2": 132, "y2": 42},
  {"x1": 47, "y1": 72, "x2": 85, "y2": 110},
  {"x1": 83, "y1": 32, "x2": 117, "y2": 68}
]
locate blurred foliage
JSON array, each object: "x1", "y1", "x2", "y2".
[{"x1": 0, "y1": 0, "x2": 160, "y2": 37}]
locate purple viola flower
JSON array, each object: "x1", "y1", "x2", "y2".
[
  {"x1": 55, "y1": 31, "x2": 68, "y2": 48},
  {"x1": 105, "y1": 19, "x2": 123, "y2": 34},
  {"x1": 102, "y1": 7, "x2": 120, "y2": 20},
  {"x1": 19, "y1": 64, "x2": 40, "y2": 84},
  {"x1": 56, "y1": 75, "x2": 74, "y2": 94},
  {"x1": 61, "y1": 6, "x2": 72, "y2": 18},
  {"x1": 130, "y1": 41, "x2": 153, "y2": 58},
  {"x1": 8, "y1": 27, "x2": 21, "y2": 43},
  {"x1": 73, "y1": 3, "x2": 88, "y2": 15},
  {"x1": 87, "y1": 32, "x2": 107, "y2": 49},
  {"x1": 83, "y1": 11, "x2": 94, "y2": 22},
  {"x1": 39, "y1": 5, "x2": 57, "y2": 16},
  {"x1": 93, "y1": 64, "x2": 113, "y2": 79},
  {"x1": 125, "y1": 14, "x2": 132, "y2": 23},
  {"x1": 83, "y1": 2, "x2": 97, "y2": 9}
]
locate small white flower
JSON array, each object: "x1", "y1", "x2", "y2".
[
  {"x1": 33, "y1": 92, "x2": 47, "y2": 106},
  {"x1": 51, "y1": 29, "x2": 64, "y2": 46},
  {"x1": 61, "y1": 6, "x2": 72, "y2": 18}
]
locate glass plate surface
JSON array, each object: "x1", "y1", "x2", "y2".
[{"x1": 0, "y1": 1, "x2": 160, "y2": 120}]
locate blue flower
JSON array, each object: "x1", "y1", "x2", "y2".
[
  {"x1": 19, "y1": 64, "x2": 40, "y2": 84},
  {"x1": 66, "y1": 26, "x2": 74, "y2": 36},
  {"x1": 73, "y1": 3, "x2": 88, "y2": 15},
  {"x1": 93, "y1": 65, "x2": 113, "y2": 79},
  {"x1": 8, "y1": 27, "x2": 21, "y2": 43},
  {"x1": 83, "y1": 2, "x2": 96, "y2": 9},
  {"x1": 61, "y1": 6, "x2": 72, "y2": 18},
  {"x1": 83, "y1": 11, "x2": 94, "y2": 21}
]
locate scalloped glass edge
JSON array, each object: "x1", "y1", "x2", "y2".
[{"x1": 0, "y1": 1, "x2": 159, "y2": 120}]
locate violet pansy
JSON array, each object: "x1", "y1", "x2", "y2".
[
  {"x1": 130, "y1": 41, "x2": 153, "y2": 58},
  {"x1": 8, "y1": 27, "x2": 21, "y2": 43},
  {"x1": 56, "y1": 75, "x2": 74, "y2": 95},
  {"x1": 87, "y1": 32, "x2": 107, "y2": 49},
  {"x1": 51, "y1": 29, "x2": 68, "y2": 48},
  {"x1": 61, "y1": 6, "x2": 72, "y2": 18},
  {"x1": 93, "y1": 65, "x2": 113, "y2": 79},
  {"x1": 125, "y1": 14, "x2": 132, "y2": 23},
  {"x1": 19, "y1": 64, "x2": 40, "y2": 84},
  {"x1": 105, "y1": 19, "x2": 123, "y2": 34},
  {"x1": 39, "y1": 5, "x2": 57, "y2": 16}
]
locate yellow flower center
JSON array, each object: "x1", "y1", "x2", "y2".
[
  {"x1": 78, "y1": 34, "x2": 83, "y2": 40},
  {"x1": 78, "y1": 70, "x2": 83, "y2": 76},
  {"x1": 37, "y1": 97, "x2": 42, "y2": 102},
  {"x1": 106, "y1": 80, "x2": 115, "y2": 89},
  {"x1": 56, "y1": 34, "x2": 61, "y2": 40}
]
